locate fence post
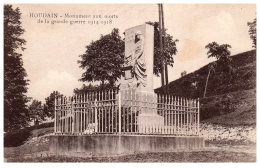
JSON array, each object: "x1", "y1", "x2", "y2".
[
  {"x1": 54, "y1": 95, "x2": 57, "y2": 134},
  {"x1": 197, "y1": 98, "x2": 200, "y2": 136},
  {"x1": 118, "y1": 91, "x2": 122, "y2": 134},
  {"x1": 61, "y1": 97, "x2": 63, "y2": 134},
  {"x1": 95, "y1": 98, "x2": 98, "y2": 133},
  {"x1": 71, "y1": 96, "x2": 74, "y2": 134}
]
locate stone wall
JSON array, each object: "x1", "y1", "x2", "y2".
[{"x1": 49, "y1": 135, "x2": 205, "y2": 155}]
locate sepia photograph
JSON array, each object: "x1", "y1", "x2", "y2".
[{"x1": 2, "y1": 1, "x2": 257, "y2": 163}]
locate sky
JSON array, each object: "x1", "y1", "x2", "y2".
[{"x1": 13, "y1": 4, "x2": 256, "y2": 102}]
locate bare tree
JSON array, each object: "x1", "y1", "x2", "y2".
[{"x1": 203, "y1": 63, "x2": 217, "y2": 98}]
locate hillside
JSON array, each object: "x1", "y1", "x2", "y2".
[{"x1": 155, "y1": 50, "x2": 256, "y2": 126}]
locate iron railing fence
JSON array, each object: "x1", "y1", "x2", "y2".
[{"x1": 54, "y1": 89, "x2": 200, "y2": 136}]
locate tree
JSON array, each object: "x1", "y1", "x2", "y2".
[
  {"x1": 78, "y1": 28, "x2": 124, "y2": 86},
  {"x1": 4, "y1": 5, "x2": 29, "y2": 132},
  {"x1": 28, "y1": 100, "x2": 44, "y2": 125},
  {"x1": 247, "y1": 18, "x2": 256, "y2": 48},
  {"x1": 43, "y1": 91, "x2": 63, "y2": 119},
  {"x1": 78, "y1": 23, "x2": 178, "y2": 87},
  {"x1": 204, "y1": 42, "x2": 232, "y2": 97},
  {"x1": 205, "y1": 42, "x2": 232, "y2": 63},
  {"x1": 181, "y1": 71, "x2": 187, "y2": 77},
  {"x1": 74, "y1": 83, "x2": 118, "y2": 94}
]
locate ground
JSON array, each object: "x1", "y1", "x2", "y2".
[
  {"x1": 4, "y1": 125, "x2": 256, "y2": 162},
  {"x1": 5, "y1": 144, "x2": 256, "y2": 162}
]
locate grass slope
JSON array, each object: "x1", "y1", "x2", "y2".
[
  {"x1": 201, "y1": 88, "x2": 256, "y2": 126},
  {"x1": 155, "y1": 50, "x2": 256, "y2": 126},
  {"x1": 4, "y1": 122, "x2": 53, "y2": 147}
]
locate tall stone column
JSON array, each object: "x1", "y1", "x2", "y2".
[{"x1": 120, "y1": 24, "x2": 164, "y2": 133}]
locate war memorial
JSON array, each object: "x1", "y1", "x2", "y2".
[{"x1": 49, "y1": 24, "x2": 204, "y2": 155}]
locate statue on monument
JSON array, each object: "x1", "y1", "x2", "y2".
[{"x1": 127, "y1": 31, "x2": 147, "y2": 88}]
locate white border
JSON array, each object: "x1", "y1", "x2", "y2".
[{"x1": 0, "y1": 0, "x2": 259, "y2": 168}]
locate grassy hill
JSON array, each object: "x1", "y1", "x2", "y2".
[{"x1": 155, "y1": 50, "x2": 256, "y2": 126}]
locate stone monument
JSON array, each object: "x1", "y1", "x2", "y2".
[
  {"x1": 49, "y1": 24, "x2": 204, "y2": 157},
  {"x1": 121, "y1": 24, "x2": 164, "y2": 132}
]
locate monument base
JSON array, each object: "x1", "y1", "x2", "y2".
[
  {"x1": 137, "y1": 113, "x2": 164, "y2": 133},
  {"x1": 49, "y1": 135, "x2": 204, "y2": 155}
]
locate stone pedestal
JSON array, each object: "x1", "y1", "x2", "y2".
[
  {"x1": 138, "y1": 113, "x2": 164, "y2": 133},
  {"x1": 134, "y1": 91, "x2": 164, "y2": 133},
  {"x1": 120, "y1": 89, "x2": 164, "y2": 133}
]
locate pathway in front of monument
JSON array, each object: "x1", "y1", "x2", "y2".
[{"x1": 4, "y1": 134, "x2": 256, "y2": 162}]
